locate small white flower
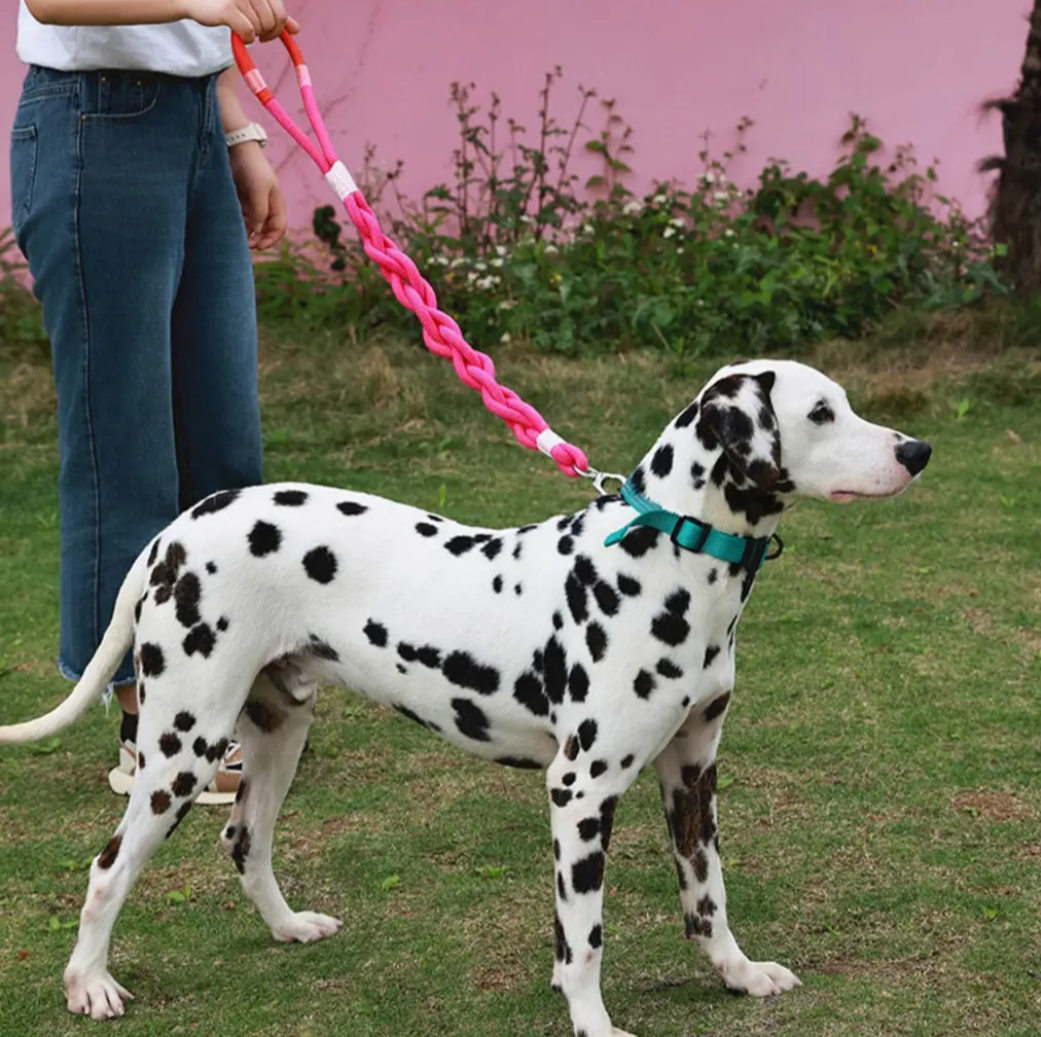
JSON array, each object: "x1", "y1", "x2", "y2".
[
  {"x1": 474, "y1": 260, "x2": 487, "y2": 272},
  {"x1": 430, "y1": 255, "x2": 450, "y2": 266},
  {"x1": 676, "y1": 247, "x2": 684, "y2": 255},
  {"x1": 500, "y1": 332, "x2": 512, "y2": 344},
  {"x1": 724, "y1": 228, "x2": 736, "y2": 238},
  {"x1": 669, "y1": 217, "x2": 685, "y2": 230},
  {"x1": 652, "y1": 193, "x2": 668, "y2": 205},
  {"x1": 450, "y1": 256, "x2": 467, "y2": 269},
  {"x1": 703, "y1": 171, "x2": 716, "y2": 185},
  {"x1": 490, "y1": 257, "x2": 504, "y2": 268},
  {"x1": 466, "y1": 271, "x2": 479, "y2": 284},
  {"x1": 498, "y1": 299, "x2": 516, "y2": 310},
  {"x1": 714, "y1": 191, "x2": 729, "y2": 202},
  {"x1": 623, "y1": 199, "x2": 642, "y2": 215},
  {"x1": 495, "y1": 244, "x2": 508, "y2": 256},
  {"x1": 663, "y1": 226, "x2": 677, "y2": 239},
  {"x1": 519, "y1": 214, "x2": 532, "y2": 224},
  {"x1": 696, "y1": 299, "x2": 705, "y2": 307},
  {"x1": 582, "y1": 223, "x2": 594, "y2": 235},
  {"x1": 544, "y1": 244, "x2": 559, "y2": 256}
]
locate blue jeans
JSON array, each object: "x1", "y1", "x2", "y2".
[{"x1": 9, "y1": 66, "x2": 263, "y2": 685}]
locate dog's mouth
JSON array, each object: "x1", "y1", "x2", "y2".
[{"x1": 828, "y1": 486, "x2": 907, "y2": 503}]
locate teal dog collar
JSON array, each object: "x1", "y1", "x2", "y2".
[{"x1": 604, "y1": 481, "x2": 783, "y2": 572}]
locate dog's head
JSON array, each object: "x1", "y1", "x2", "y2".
[{"x1": 690, "y1": 359, "x2": 931, "y2": 505}]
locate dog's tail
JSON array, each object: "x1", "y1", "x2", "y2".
[{"x1": 0, "y1": 547, "x2": 149, "y2": 745}]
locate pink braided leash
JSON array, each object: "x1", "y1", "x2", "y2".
[{"x1": 233, "y1": 31, "x2": 590, "y2": 478}]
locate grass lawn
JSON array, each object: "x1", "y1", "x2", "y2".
[{"x1": 0, "y1": 327, "x2": 1039, "y2": 1037}]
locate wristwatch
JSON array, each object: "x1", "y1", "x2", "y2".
[{"x1": 225, "y1": 122, "x2": 268, "y2": 149}]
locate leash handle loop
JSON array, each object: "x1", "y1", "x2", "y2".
[{"x1": 232, "y1": 32, "x2": 591, "y2": 479}]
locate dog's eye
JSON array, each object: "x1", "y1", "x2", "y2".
[{"x1": 808, "y1": 402, "x2": 835, "y2": 425}]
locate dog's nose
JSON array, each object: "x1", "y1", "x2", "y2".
[{"x1": 895, "y1": 439, "x2": 932, "y2": 476}]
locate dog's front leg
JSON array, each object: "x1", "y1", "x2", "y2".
[
  {"x1": 654, "y1": 690, "x2": 801, "y2": 997},
  {"x1": 547, "y1": 754, "x2": 637, "y2": 1037}
]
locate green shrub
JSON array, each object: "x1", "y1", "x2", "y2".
[{"x1": 257, "y1": 74, "x2": 1005, "y2": 356}]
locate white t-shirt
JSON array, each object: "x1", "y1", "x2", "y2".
[{"x1": 16, "y1": 1, "x2": 232, "y2": 78}]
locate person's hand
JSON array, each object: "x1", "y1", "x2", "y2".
[
  {"x1": 229, "y1": 143, "x2": 288, "y2": 250},
  {"x1": 181, "y1": 0, "x2": 299, "y2": 42}
]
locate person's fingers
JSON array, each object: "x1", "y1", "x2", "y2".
[{"x1": 255, "y1": 184, "x2": 288, "y2": 250}]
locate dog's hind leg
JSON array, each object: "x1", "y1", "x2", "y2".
[
  {"x1": 654, "y1": 690, "x2": 801, "y2": 997},
  {"x1": 220, "y1": 666, "x2": 342, "y2": 944},
  {"x1": 63, "y1": 691, "x2": 242, "y2": 1020}
]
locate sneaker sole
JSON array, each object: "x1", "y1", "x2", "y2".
[{"x1": 107, "y1": 766, "x2": 236, "y2": 806}]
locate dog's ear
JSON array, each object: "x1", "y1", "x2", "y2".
[{"x1": 696, "y1": 371, "x2": 782, "y2": 489}]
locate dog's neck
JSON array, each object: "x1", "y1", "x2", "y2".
[{"x1": 628, "y1": 406, "x2": 789, "y2": 542}]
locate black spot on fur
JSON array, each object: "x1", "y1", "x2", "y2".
[
  {"x1": 98, "y1": 834, "x2": 122, "y2": 870},
  {"x1": 173, "y1": 572, "x2": 202, "y2": 628},
  {"x1": 248, "y1": 520, "x2": 281, "y2": 557},
  {"x1": 303, "y1": 546, "x2": 337, "y2": 584},
  {"x1": 309, "y1": 635, "x2": 340, "y2": 662},
  {"x1": 651, "y1": 443, "x2": 674, "y2": 478},
  {"x1": 415, "y1": 522, "x2": 439, "y2": 537},
  {"x1": 703, "y1": 645, "x2": 721, "y2": 669},
  {"x1": 578, "y1": 817, "x2": 600, "y2": 841},
  {"x1": 147, "y1": 539, "x2": 160, "y2": 566},
  {"x1": 192, "y1": 489, "x2": 240, "y2": 519},
  {"x1": 551, "y1": 787, "x2": 573, "y2": 807},
  {"x1": 617, "y1": 574, "x2": 641, "y2": 597},
  {"x1": 544, "y1": 637, "x2": 568, "y2": 704},
  {"x1": 558, "y1": 535, "x2": 574, "y2": 556},
  {"x1": 364, "y1": 620, "x2": 388, "y2": 647},
  {"x1": 274, "y1": 489, "x2": 308, "y2": 506},
  {"x1": 590, "y1": 759, "x2": 608, "y2": 779},
  {"x1": 512, "y1": 541, "x2": 523, "y2": 560},
  {"x1": 394, "y1": 704, "x2": 432, "y2": 730},
  {"x1": 697, "y1": 894, "x2": 718, "y2": 917},
  {"x1": 629, "y1": 465, "x2": 646, "y2": 495},
  {"x1": 565, "y1": 573, "x2": 589, "y2": 624},
  {"x1": 445, "y1": 535, "x2": 475, "y2": 556},
  {"x1": 578, "y1": 719, "x2": 598, "y2": 752},
  {"x1": 685, "y1": 913, "x2": 713, "y2": 939},
  {"x1": 416, "y1": 645, "x2": 441, "y2": 669},
  {"x1": 231, "y1": 825, "x2": 252, "y2": 874},
  {"x1": 592, "y1": 581, "x2": 620, "y2": 617},
  {"x1": 159, "y1": 732, "x2": 182, "y2": 757},
  {"x1": 183, "y1": 623, "x2": 216, "y2": 658},
  {"x1": 513, "y1": 671, "x2": 548, "y2": 716},
  {"x1": 618, "y1": 526, "x2": 660, "y2": 558},
  {"x1": 216, "y1": 616, "x2": 229, "y2": 632},
  {"x1": 572, "y1": 852, "x2": 605, "y2": 894},
  {"x1": 337, "y1": 501, "x2": 368, "y2": 516},
  {"x1": 633, "y1": 669, "x2": 656, "y2": 699},
  {"x1": 514, "y1": 583, "x2": 523, "y2": 596},
  {"x1": 206, "y1": 561, "x2": 217, "y2": 575},
  {"x1": 691, "y1": 461, "x2": 707, "y2": 490},
  {"x1": 585, "y1": 623, "x2": 608, "y2": 662},
  {"x1": 492, "y1": 575, "x2": 503, "y2": 594},
  {"x1": 562, "y1": 772, "x2": 577, "y2": 786},
  {"x1": 568, "y1": 663, "x2": 590, "y2": 702},
  {"x1": 674, "y1": 399, "x2": 700, "y2": 429},
  {"x1": 573, "y1": 555, "x2": 598, "y2": 586},
  {"x1": 589, "y1": 924, "x2": 603, "y2": 949},
  {"x1": 151, "y1": 789, "x2": 171, "y2": 815},
  {"x1": 552, "y1": 611, "x2": 564, "y2": 631},
  {"x1": 657, "y1": 658, "x2": 683, "y2": 679},
  {"x1": 809, "y1": 401, "x2": 836, "y2": 425},
  {"x1": 442, "y1": 651, "x2": 500, "y2": 695},
  {"x1": 171, "y1": 771, "x2": 197, "y2": 797},
  {"x1": 452, "y1": 698, "x2": 491, "y2": 742},
  {"x1": 173, "y1": 711, "x2": 195, "y2": 733},
  {"x1": 600, "y1": 797, "x2": 618, "y2": 851},
  {"x1": 134, "y1": 596, "x2": 145, "y2": 624},
  {"x1": 139, "y1": 643, "x2": 165, "y2": 677},
  {"x1": 704, "y1": 692, "x2": 731, "y2": 721},
  {"x1": 621, "y1": 754, "x2": 635, "y2": 769},
  {"x1": 555, "y1": 914, "x2": 573, "y2": 964},
  {"x1": 651, "y1": 609, "x2": 690, "y2": 647},
  {"x1": 482, "y1": 538, "x2": 503, "y2": 560}
]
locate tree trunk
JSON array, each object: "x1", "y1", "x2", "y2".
[{"x1": 983, "y1": 2, "x2": 1041, "y2": 294}]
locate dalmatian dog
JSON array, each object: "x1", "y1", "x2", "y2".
[{"x1": 0, "y1": 359, "x2": 931, "y2": 1035}]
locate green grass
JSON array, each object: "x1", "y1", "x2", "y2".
[{"x1": 1, "y1": 330, "x2": 1040, "y2": 1037}]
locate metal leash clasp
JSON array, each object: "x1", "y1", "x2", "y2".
[{"x1": 576, "y1": 466, "x2": 627, "y2": 496}]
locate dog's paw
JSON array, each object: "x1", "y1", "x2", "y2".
[
  {"x1": 64, "y1": 969, "x2": 134, "y2": 1020},
  {"x1": 271, "y1": 910, "x2": 343, "y2": 944},
  {"x1": 722, "y1": 959, "x2": 801, "y2": 997}
]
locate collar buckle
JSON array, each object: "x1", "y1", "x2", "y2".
[{"x1": 670, "y1": 515, "x2": 711, "y2": 552}]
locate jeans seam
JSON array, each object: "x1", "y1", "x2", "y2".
[{"x1": 71, "y1": 91, "x2": 104, "y2": 656}]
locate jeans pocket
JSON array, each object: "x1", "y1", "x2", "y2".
[
  {"x1": 83, "y1": 73, "x2": 163, "y2": 121},
  {"x1": 9, "y1": 124, "x2": 38, "y2": 236}
]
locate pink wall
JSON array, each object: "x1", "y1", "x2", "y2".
[{"x1": 1, "y1": 0, "x2": 1030, "y2": 241}]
